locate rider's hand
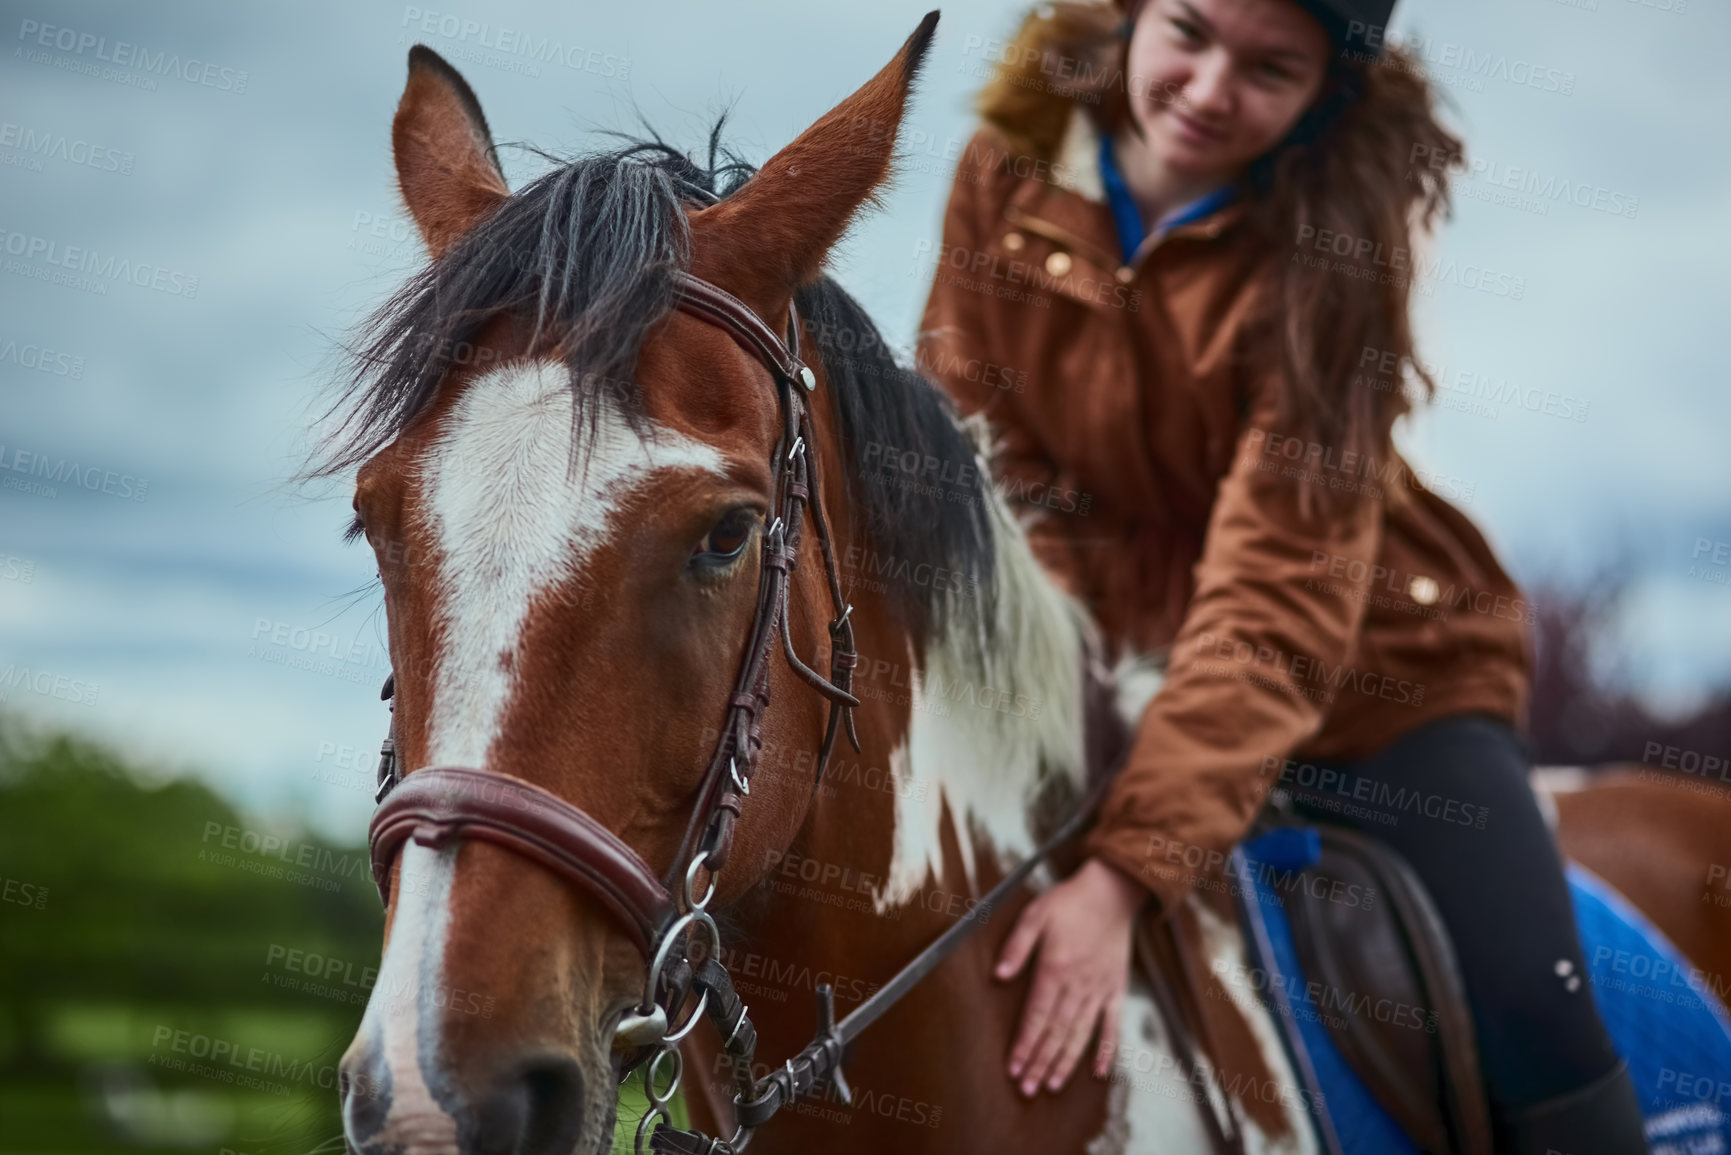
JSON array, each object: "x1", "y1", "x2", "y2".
[{"x1": 994, "y1": 856, "x2": 1148, "y2": 1097}]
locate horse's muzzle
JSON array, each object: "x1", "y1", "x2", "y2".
[{"x1": 339, "y1": 1039, "x2": 590, "y2": 1155}]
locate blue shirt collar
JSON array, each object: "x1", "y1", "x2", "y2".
[{"x1": 1098, "y1": 133, "x2": 1237, "y2": 266}]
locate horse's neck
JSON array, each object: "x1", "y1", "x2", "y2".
[
  {"x1": 712, "y1": 474, "x2": 1112, "y2": 1150},
  {"x1": 795, "y1": 443, "x2": 1095, "y2": 925},
  {"x1": 876, "y1": 514, "x2": 1094, "y2": 908}
]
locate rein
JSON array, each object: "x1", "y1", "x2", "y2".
[{"x1": 365, "y1": 270, "x2": 1115, "y2": 1154}]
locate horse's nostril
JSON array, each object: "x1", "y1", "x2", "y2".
[
  {"x1": 520, "y1": 1057, "x2": 585, "y2": 1155},
  {"x1": 339, "y1": 1054, "x2": 395, "y2": 1147},
  {"x1": 469, "y1": 1054, "x2": 585, "y2": 1155}
]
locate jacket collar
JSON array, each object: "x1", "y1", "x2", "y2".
[
  {"x1": 1017, "y1": 107, "x2": 1248, "y2": 272},
  {"x1": 1053, "y1": 105, "x2": 1108, "y2": 203}
]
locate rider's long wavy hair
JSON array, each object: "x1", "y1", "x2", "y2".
[{"x1": 980, "y1": 1, "x2": 1464, "y2": 505}]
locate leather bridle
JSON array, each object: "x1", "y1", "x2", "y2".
[
  {"x1": 364, "y1": 270, "x2": 1122, "y2": 1155},
  {"x1": 369, "y1": 269, "x2": 862, "y2": 1152}
]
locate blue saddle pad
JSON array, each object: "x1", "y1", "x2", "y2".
[
  {"x1": 1571, "y1": 863, "x2": 1731, "y2": 1154},
  {"x1": 1235, "y1": 832, "x2": 1731, "y2": 1154}
]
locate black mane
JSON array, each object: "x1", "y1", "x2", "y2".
[{"x1": 316, "y1": 124, "x2": 994, "y2": 661}]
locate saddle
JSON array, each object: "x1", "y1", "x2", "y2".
[{"x1": 1236, "y1": 817, "x2": 1495, "y2": 1155}]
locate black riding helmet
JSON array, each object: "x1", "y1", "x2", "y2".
[
  {"x1": 1115, "y1": 0, "x2": 1399, "y2": 59},
  {"x1": 1289, "y1": 0, "x2": 1398, "y2": 58}
]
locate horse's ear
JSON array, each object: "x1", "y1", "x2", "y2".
[
  {"x1": 690, "y1": 11, "x2": 940, "y2": 307},
  {"x1": 393, "y1": 45, "x2": 509, "y2": 259}
]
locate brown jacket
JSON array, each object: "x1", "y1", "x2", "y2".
[{"x1": 917, "y1": 68, "x2": 1531, "y2": 914}]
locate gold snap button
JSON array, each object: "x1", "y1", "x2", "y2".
[
  {"x1": 1044, "y1": 251, "x2": 1072, "y2": 277},
  {"x1": 1002, "y1": 231, "x2": 1025, "y2": 253},
  {"x1": 1408, "y1": 575, "x2": 1440, "y2": 605},
  {"x1": 1115, "y1": 266, "x2": 1135, "y2": 285}
]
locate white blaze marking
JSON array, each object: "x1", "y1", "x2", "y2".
[
  {"x1": 360, "y1": 842, "x2": 460, "y2": 1151},
  {"x1": 420, "y1": 360, "x2": 723, "y2": 767},
  {"x1": 354, "y1": 362, "x2": 721, "y2": 1141}
]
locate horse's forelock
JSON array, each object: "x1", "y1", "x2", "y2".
[
  {"x1": 315, "y1": 141, "x2": 706, "y2": 481},
  {"x1": 318, "y1": 128, "x2": 998, "y2": 667}
]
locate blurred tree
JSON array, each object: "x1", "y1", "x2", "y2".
[
  {"x1": 1527, "y1": 571, "x2": 1731, "y2": 768},
  {"x1": 0, "y1": 722, "x2": 667, "y2": 1154},
  {"x1": 0, "y1": 721, "x2": 379, "y2": 1154}
]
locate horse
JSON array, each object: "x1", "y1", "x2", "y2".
[
  {"x1": 326, "y1": 15, "x2": 1731, "y2": 1155},
  {"x1": 326, "y1": 17, "x2": 1318, "y2": 1154}
]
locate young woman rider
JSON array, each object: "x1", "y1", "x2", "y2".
[{"x1": 917, "y1": 1, "x2": 1647, "y2": 1150}]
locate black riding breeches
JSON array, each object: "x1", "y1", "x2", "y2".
[{"x1": 1282, "y1": 713, "x2": 1623, "y2": 1111}]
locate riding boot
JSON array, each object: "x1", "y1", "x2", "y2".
[{"x1": 1491, "y1": 1058, "x2": 1649, "y2": 1155}]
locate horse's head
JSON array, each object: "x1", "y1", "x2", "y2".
[{"x1": 335, "y1": 16, "x2": 942, "y2": 1154}]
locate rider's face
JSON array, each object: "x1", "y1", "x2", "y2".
[{"x1": 1124, "y1": 0, "x2": 1333, "y2": 179}]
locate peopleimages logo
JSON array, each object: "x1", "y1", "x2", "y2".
[
  {"x1": 0, "y1": 665, "x2": 100, "y2": 707},
  {"x1": 0, "y1": 121, "x2": 134, "y2": 175},
  {"x1": 16, "y1": 19, "x2": 249, "y2": 93},
  {"x1": 399, "y1": 8, "x2": 630, "y2": 79},
  {"x1": 0, "y1": 336, "x2": 84, "y2": 378},
  {"x1": 0, "y1": 228, "x2": 199, "y2": 298},
  {"x1": 0, "y1": 444, "x2": 148, "y2": 501}
]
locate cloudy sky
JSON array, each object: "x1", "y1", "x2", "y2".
[{"x1": 3, "y1": 0, "x2": 1727, "y2": 837}]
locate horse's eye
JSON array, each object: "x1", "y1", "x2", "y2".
[{"x1": 691, "y1": 509, "x2": 757, "y2": 567}]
